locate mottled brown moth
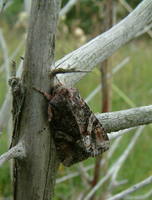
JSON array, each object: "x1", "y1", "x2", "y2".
[{"x1": 35, "y1": 84, "x2": 110, "y2": 166}]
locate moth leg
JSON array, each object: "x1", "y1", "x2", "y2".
[{"x1": 33, "y1": 87, "x2": 52, "y2": 100}]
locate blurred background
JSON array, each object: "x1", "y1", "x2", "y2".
[{"x1": 0, "y1": 0, "x2": 152, "y2": 199}]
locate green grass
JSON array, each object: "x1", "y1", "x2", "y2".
[{"x1": 0, "y1": 25, "x2": 152, "y2": 199}]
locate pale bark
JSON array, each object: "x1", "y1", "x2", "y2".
[
  {"x1": 0, "y1": 29, "x2": 9, "y2": 83},
  {"x1": 118, "y1": 0, "x2": 152, "y2": 38},
  {"x1": 0, "y1": 142, "x2": 26, "y2": 167},
  {"x1": 108, "y1": 127, "x2": 136, "y2": 140},
  {"x1": 24, "y1": 0, "x2": 31, "y2": 13},
  {"x1": 108, "y1": 175, "x2": 152, "y2": 200},
  {"x1": 12, "y1": 1, "x2": 61, "y2": 200},
  {"x1": 59, "y1": 0, "x2": 78, "y2": 17},
  {"x1": 126, "y1": 190, "x2": 152, "y2": 200},
  {"x1": 110, "y1": 126, "x2": 144, "y2": 188},
  {"x1": 96, "y1": 105, "x2": 152, "y2": 133},
  {"x1": 0, "y1": 61, "x2": 23, "y2": 131},
  {"x1": 85, "y1": 57, "x2": 130, "y2": 103},
  {"x1": 55, "y1": 0, "x2": 152, "y2": 86}
]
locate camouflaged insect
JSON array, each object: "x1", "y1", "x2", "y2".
[{"x1": 35, "y1": 85, "x2": 110, "y2": 166}]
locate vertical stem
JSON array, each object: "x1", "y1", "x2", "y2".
[
  {"x1": 12, "y1": 1, "x2": 61, "y2": 200},
  {"x1": 91, "y1": 0, "x2": 114, "y2": 198}
]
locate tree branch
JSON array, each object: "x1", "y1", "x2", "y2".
[
  {"x1": 109, "y1": 126, "x2": 144, "y2": 188},
  {"x1": 55, "y1": 0, "x2": 152, "y2": 86},
  {"x1": 126, "y1": 189, "x2": 152, "y2": 200},
  {"x1": 0, "y1": 38, "x2": 25, "y2": 74},
  {"x1": 0, "y1": 142, "x2": 26, "y2": 167},
  {"x1": 0, "y1": 61, "x2": 23, "y2": 131},
  {"x1": 108, "y1": 175, "x2": 152, "y2": 200},
  {"x1": 85, "y1": 57, "x2": 130, "y2": 103},
  {"x1": 0, "y1": 29, "x2": 9, "y2": 83},
  {"x1": 96, "y1": 105, "x2": 152, "y2": 133},
  {"x1": 108, "y1": 127, "x2": 136, "y2": 140},
  {"x1": 118, "y1": 0, "x2": 152, "y2": 38},
  {"x1": 59, "y1": 0, "x2": 78, "y2": 17}
]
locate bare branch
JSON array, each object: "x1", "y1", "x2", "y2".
[
  {"x1": 0, "y1": 142, "x2": 26, "y2": 167},
  {"x1": 0, "y1": 61, "x2": 23, "y2": 132},
  {"x1": 77, "y1": 163, "x2": 91, "y2": 186},
  {"x1": 55, "y1": 0, "x2": 152, "y2": 86},
  {"x1": 0, "y1": 39, "x2": 25, "y2": 74},
  {"x1": 83, "y1": 127, "x2": 145, "y2": 200},
  {"x1": 107, "y1": 137, "x2": 122, "y2": 159},
  {"x1": 56, "y1": 165, "x2": 94, "y2": 184},
  {"x1": 108, "y1": 127, "x2": 136, "y2": 140},
  {"x1": 126, "y1": 189, "x2": 152, "y2": 200},
  {"x1": 59, "y1": 0, "x2": 78, "y2": 17},
  {"x1": 96, "y1": 105, "x2": 152, "y2": 133},
  {"x1": 85, "y1": 57, "x2": 130, "y2": 103},
  {"x1": 108, "y1": 175, "x2": 152, "y2": 200},
  {"x1": 112, "y1": 83, "x2": 135, "y2": 108},
  {"x1": 84, "y1": 164, "x2": 116, "y2": 200},
  {"x1": 110, "y1": 126, "x2": 144, "y2": 188},
  {"x1": 0, "y1": 29, "x2": 9, "y2": 82},
  {"x1": 119, "y1": 0, "x2": 152, "y2": 38},
  {"x1": 118, "y1": 0, "x2": 132, "y2": 12},
  {"x1": 0, "y1": 92, "x2": 12, "y2": 131},
  {"x1": 136, "y1": 23, "x2": 152, "y2": 38},
  {"x1": 0, "y1": 0, "x2": 13, "y2": 11}
]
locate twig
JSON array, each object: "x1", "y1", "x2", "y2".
[
  {"x1": 0, "y1": 39, "x2": 25, "y2": 74},
  {"x1": 0, "y1": 29, "x2": 9, "y2": 83},
  {"x1": 112, "y1": 83, "x2": 135, "y2": 108},
  {"x1": 0, "y1": 0, "x2": 13, "y2": 12},
  {"x1": 109, "y1": 126, "x2": 144, "y2": 188},
  {"x1": 83, "y1": 127, "x2": 145, "y2": 200},
  {"x1": 118, "y1": 0, "x2": 152, "y2": 38},
  {"x1": 96, "y1": 105, "x2": 152, "y2": 133},
  {"x1": 0, "y1": 142, "x2": 26, "y2": 167},
  {"x1": 0, "y1": 60, "x2": 23, "y2": 131},
  {"x1": 77, "y1": 163, "x2": 91, "y2": 185},
  {"x1": 56, "y1": 164, "x2": 94, "y2": 184},
  {"x1": 126, "y1": 189, "x2": 152, "y2": 200},
  {"x1": 135, "y1": 23, "x2": 152, "y2": 38},
  {"x1": 55, "y1": 0, "x2": 152, "y2": 86},
  {"x1": 108, "y1": 127, "x2": 136, "y2": 140},
  {"x1": 0, "y1": 92, "x2": 12, "y2": 131},
  {"x1": 59, "y1": 0, "x2": 78, "y2": 17},
  {"x1": 108, "y1": 175, "x2": 152, "y2": 200},
  {"x1": 107, "y1": 137, "x2": 122, "y2": 159},
  {"x1": 85, "y1": 57, "x2": 130, "y2": 103},
  {"x1": 83, "y1": 164, "x2": 116, "y2": 200}
]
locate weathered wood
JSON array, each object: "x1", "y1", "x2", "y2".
[
  {"x1": 0, "y1": 142, "x2": 26, "y2": 167},
  {"x1": 12, "y1": 1, "x2": 61, "y2": 200},
  {"x1": 96, "y1": 105, "x2": 152, "y2": 133},
  {"x1": 55, "y1": 0, "x2": 152, "y2": 86}
]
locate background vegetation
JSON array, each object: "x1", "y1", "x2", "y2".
[{"x1": 0, "y1": 0, "x2": 152, "y2": 199}]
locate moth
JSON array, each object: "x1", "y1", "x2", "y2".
[{"x1": 35, "y1": 84, "x2": 110, "y2": 166}]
